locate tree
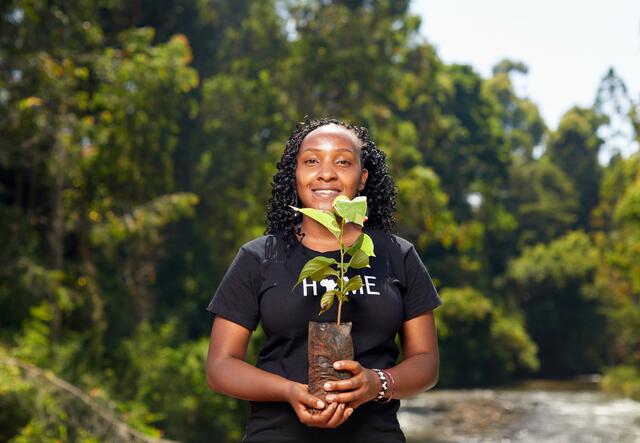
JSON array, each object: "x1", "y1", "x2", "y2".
[
  {"x1": 546, "y1": 107, "x2": 606, "y2": 229},
  {"x1": 594, "y1": 68, "x2": 637, "y2": 163},
  {"x1": 505, "y1": 231, "x2": 607, "y2": 376},
  {"x1": 486, "y1": 59, "x2": 546, "y2": 160},
  {"x1": 505, "y1": 156, "x2": 579, "y2": 249},
  {"x1": 436, "y1": 287, "x2": 538, "y2": 387},
  {"x1": 593, "y1": 154, "x2": 640, "y2": 367}
]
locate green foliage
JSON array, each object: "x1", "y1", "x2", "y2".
[
  {"x1": 594, "y1": 158, "x2": 640, "y2": 371},
  {"x1": 546, "y1": 107, "x2": 607, "y2": 229},
  {"x1": 436, "y1": 287, "x2": 538, "y2": 387},
  {"x1": 333, "y1": 195, "x2": 368, "y2": 226},
  {"x1": 602, "y1": 365, "x2": 640, "y2": 400},
  {"x1": 0, "y1": 348, "x2": 166, "y2": 442},
  {"x1": 113, "y1": 320, "x2": 245, "y2": 442},
  {"x1": 505, "y1": 156, "x2": 578, "y2": 248},
  {"x1": 506, "y1": 231, "x2": 608, "y2": 375},
  {"x1": 346, "y1": 231, "x2": 375, "y2": 257},
  {"x1": 90, "y1": 193, "x2": 199, "y2": 246},
  {"x1": 507, "y1": 231, "x2": 597, "y2": 285},
  {"x1": 593, "y1": 153, "x2": 640, "y2": 230},
  {"x1": 485, "y1": 59, "x2": 546, "y2": 159},
  {"x1": 292, "y1": 196, "x2": 374, "y2": 319},
  {"x1": 290, "y1": 207, "x2": 343, "y2": 239},
  {"x1": 3, "y1": 0, "x2": 640, "y2": 440},
  {"x1": 293, "y1": 256, "x2": 340, "y2": 289},
  {"x1": 395, "y1": 165, "x2": 458, "y2": 250}
]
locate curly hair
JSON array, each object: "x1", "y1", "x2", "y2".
[{"x1": 265, "y1": 117, "x2": 397, "y2": 250}]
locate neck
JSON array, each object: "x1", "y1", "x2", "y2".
[{"x1": 299, "y1": 215, "x2": 363, "y2": 248}]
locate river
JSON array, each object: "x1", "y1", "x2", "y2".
[{"x1": 398, "y1": 379, "x2": 640, "y2": 442}]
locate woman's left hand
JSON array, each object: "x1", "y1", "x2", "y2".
[{"x1": 322, "y1": 360, "x2": 381, "y2": 410}]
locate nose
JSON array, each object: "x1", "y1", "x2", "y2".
[{"x1": 317, "y1": 161, "x2": 337, "y2": 181}]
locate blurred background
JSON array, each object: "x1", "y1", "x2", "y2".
[{"x1": 1, "y1": 1, "x2": 639, "y2": 442}]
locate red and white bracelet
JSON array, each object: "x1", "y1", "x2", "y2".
[{"x1": 372, "y1": 368, "x2": 395, "y2": 403}]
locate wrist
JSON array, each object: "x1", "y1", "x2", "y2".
[
  {"x1": 371, "y1": 368, "x2": 393, "y2": 402},
  {"x1": 282, "y1": 380, "x2": 299, "y2": 404},
  {"x1": 369, "y1": 368, "x2": 382, "y2": 401},
  {"x1": 380, "y1": 369, "x2": 395, "y2": 402}
]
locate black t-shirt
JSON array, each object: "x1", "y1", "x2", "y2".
[{"x1": 207, "y1": 227, "x2": 442, "y2": 443}]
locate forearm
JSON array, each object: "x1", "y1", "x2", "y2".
[
  {"x1": 206, "y1": 356, "x2": 293, "y2": 402},
  {"x1": 386, "y1": 351, "x2": 439, "y2": 399}
]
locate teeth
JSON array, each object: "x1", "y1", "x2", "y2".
[{"x1": 314, "y1": 190, "x2": 339, "y2": 195}]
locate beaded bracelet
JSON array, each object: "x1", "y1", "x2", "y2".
[
  {"x1": 379, "y1": 369, "x2": 395, "y2": 403},
  {"x1": 372, "y1": 368, "x2": 395, "y2": 402}
]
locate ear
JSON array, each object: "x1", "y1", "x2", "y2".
[{"x1": 358, "y1": 168, "x2": 369, "y2": 191}]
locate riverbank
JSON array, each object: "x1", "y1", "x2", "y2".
[{"x1": 399, "y1": 380, "x2": 640, "y2": 442}]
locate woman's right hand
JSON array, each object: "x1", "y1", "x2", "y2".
[{"x1": 286, "y1": 382, "x2": 352, "y2": 428}]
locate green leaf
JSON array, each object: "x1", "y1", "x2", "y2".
[
  {"x1": 289, "y1": 206, "x2": 341, "y2": 238},
  {"x1": 333, "y1": 196, "x2": 367, "y2": 226},
  {"x1": 349, "y1": 249, "x2": 370, "y2": 269},
  {"x1": 343, "y1": 275, "x2": 363, "y2": 294},
  {"x1": 310, "y1": 266, "x2": 340, "y2": 281},
  {"x1": 319, "y1": 290, "x2": 337, "y2": 315},
  {"x1": 346, "y1": 233, "x2": 376, "y2": 257},
  {"x1": 292, "y1": 256, "x2": 338, "y2": 290}
]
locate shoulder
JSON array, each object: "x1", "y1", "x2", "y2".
[
  {"x1": 239, "y1": 232, "x2": 288, "y2": 262},
  {"x1": 366, "y1": 228, "x2": 415, "y2": 257}
]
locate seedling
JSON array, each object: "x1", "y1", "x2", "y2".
[{"x1": 290, "y1": 195, "x2": 375, "y2": 325}]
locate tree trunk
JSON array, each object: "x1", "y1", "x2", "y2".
[{"x1": 47, "y1": 119, "x2": 68, "y2": 339}]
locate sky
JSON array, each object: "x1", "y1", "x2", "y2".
[{"x1": 410, "y1": 0, "x2": 640, "y2": 139}]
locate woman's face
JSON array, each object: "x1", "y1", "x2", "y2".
[{"x1": 295, "y1": 124, "x2": 368, "y2": 212}]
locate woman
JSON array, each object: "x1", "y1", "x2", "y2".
[{"x1": 205, "y1": 117, "x2": 441, "y2": 442}]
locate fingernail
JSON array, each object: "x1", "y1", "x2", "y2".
[
  {"x1": 324, "y1": 383, "x2": 331, "y2": 390},
  {"x1": 346, "y1": 408, "x2": 353, "y2": 416},
  {"x1": 326, "y1": 395, "x2": 335, "y2": 402},
  {"x1": 334, "y1": 362, "x2": 342, "y2": 369},
  {"x1": 317, "y1": 400, "x2": 325, "y2": 408}
]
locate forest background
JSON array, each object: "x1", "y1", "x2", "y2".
[{"x1": 1, "y1": 1, "x2": 639, "y2": 442}]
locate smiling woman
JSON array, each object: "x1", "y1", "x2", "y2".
[
  {"x1": 296, "y1": 125, "x2": 366, "y2": 197},
  {"x1": 295, "y1": 124, "x2": 369, "y2": 250},
  {"x1": 204, "y1": 117, "x2": 442, "y2": 443}
]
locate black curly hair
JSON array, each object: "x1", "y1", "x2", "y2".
[{"x1": 265, "y1": 117, "x2": 397, "y2": 250}]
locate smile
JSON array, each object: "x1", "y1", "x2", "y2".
[{"x1": 312, "y1": 189, "x2": 341, "y2": 197}]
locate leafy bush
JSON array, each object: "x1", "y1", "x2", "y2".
[
  {"x1": 436, "y1": 287, "x2": 538, "y2": 387},
  {"x1": 602, "y1": 365, "x2": 640, "y2": 400}
]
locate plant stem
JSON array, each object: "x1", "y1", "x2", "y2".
[{"x1": 337, "y1": 217, "x2": 345, "y2": 326}]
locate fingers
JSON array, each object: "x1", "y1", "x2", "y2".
[
  {"x1": 293, "y1": 399, "x2": 333, "y2": 427},
  {"x1": 287, "y1": 380, "x2": 358, "y2": 429},
  {"x1": 323, "y1": 377, "x2": 361, "y2": 392},
  {"x1": 324, "y1": 365, "x2": 379, "y2": 408},
  {"x1": 299, "y1": 391, "x2": 326, "y2": 411},
  {"x1": 325, "y1": 387, "x2": 365, "y2": 405},
  {"x1": 317, "y1": 401, "x2": 339, "y2": 422},
  {"x1": 333, "y1": 360, "x2": 362, "y2": 374},
  {"x1": 319, "y1": 402, "x2": 353, "y2": 428},
  {"x1": 296, "y1": 401, "x2": 352, "y2": 429},
  {"x1": 325, "y1": 403, "x2": 349, "y2": 428}
]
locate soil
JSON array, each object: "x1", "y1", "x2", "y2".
[{"x1": 307, "y1": 321, "x2": 354, "y2": 411}]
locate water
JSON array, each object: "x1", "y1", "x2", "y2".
[{"x1": 399, "y1": 380, "x2": 640, "y2": 443}]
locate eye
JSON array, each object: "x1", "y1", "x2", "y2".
[
  {"x1": 337, "y1": 159, "x2": 351, "y2": 165},
  {"x1": 304, "y1": 158, "x2": 318, "y2": 165}
]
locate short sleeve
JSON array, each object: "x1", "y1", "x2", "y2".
[
  {"x1": 402, "y1": 245, "x2": 442, "y2": 320},
  {"x1": 206, "y1": 247, "x2": 262, "y2": 331}
]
